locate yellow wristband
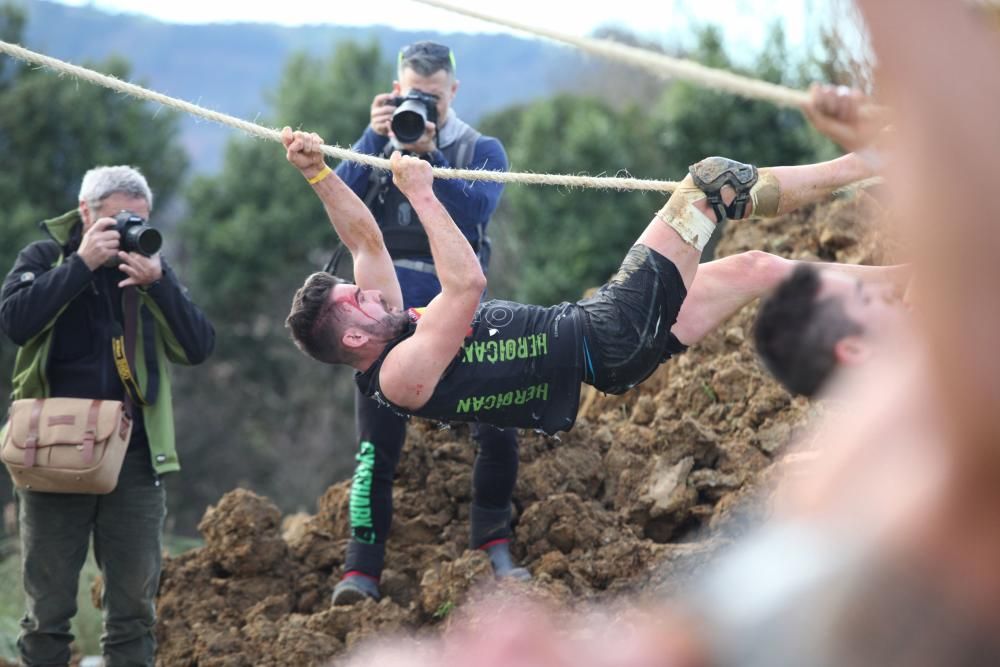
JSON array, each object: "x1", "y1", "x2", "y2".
[{"x1": 306, "y1": 165, "x2": 332, "y2": 185}]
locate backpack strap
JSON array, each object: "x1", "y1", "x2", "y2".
[{"x1": 450, "y1": 125, "x2": 482, "y2": 170}]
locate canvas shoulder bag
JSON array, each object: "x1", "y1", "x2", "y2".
[
  {"x1": 2, "y1": 397, "x2": 131, "y2": 493},
  {"x1": 0, "y1": 287, "x2": 147, "y2": 494}
]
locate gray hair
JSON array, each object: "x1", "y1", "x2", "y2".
[
  {"x1": 79, "y1": 165, "x2": 154, "y2": 212},
  {"x1": 397, "y1": 41, "x2": 456, "y2": 81}
]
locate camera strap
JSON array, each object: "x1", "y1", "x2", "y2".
[
  {"x1": 323, "y1": 243, "x2": 351, "y2": 278},
  {"x1": 362, "y1": 144, "x2": 395, "y2": 209},
  {"x1": 111, "y1": 287, "x2": 159, "y2": 408}
]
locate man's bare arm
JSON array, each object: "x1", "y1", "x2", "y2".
[
  {"x1": 281, "y1": 127, "x2": 402, "y2": 310},
  {"x1": 855, "y1": 0, "x2": 1000, "y2": 447},
  {"x1": 390, "y1": 152, "x2": 486, "y2": 300},
  {"x1": 378, "y1": 153, "x2": 487, "y2": 410}
]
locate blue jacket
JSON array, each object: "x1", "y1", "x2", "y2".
[{"x1": 335, "y1": 122, "x2": 508, "y2": 309}]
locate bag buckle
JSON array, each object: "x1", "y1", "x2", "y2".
[
  {"x1": 23, "y1": 399, "x2": 44, "y2": 468},
  {"x1": 80, "y1": 400, "x2": 101, "y2": 465}
]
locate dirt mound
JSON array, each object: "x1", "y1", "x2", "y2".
[{"x1": 156, "y1": 193, "x2": 885, "y2": 666}]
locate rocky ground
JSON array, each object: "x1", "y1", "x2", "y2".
[{"x1": 152, "y1": 192, "x2": 887, "y2": 667}]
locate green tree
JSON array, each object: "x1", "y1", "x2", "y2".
[
  {"x1": 480, "y1": 95, "x2": 665, "y2": 304},
  {"x1": 167, "y1": 40, "x2": 391, "y2": 531},
  {"x1": 481, "y1": 24, "x2": 838, "y2": 305},
  {"x1": 0, "y1": 6, "x2": 186, "y2": 270},
  {"x1": 182, "y1": 41, "x2": 388, "y2": 316},
  {"x1": 655, "y1": 25, "x2": 827, "y2": 178},
  {"x1": 0, "y1": 2, "x2": 24, "y2": 87}
]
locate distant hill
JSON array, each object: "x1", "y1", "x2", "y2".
[{"x1": 21, "y1": 0, "x2": 589, "y2": 172}]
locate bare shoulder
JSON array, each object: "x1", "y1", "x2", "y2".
[{"x1": 376, "y1": 337, "x2": 446, "y2": 412}]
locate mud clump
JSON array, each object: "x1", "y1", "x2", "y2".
[
  {"x1": 199, "y1": 488, "x2": 288, "y2": 576},
  {"x1": 156, "y1": 194, "x2": 884, "y2": 666}
]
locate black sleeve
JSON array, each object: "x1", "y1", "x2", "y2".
[
  {"x1": 0, "y1": 242, "x2": 94, "y2": 346},
  {"x1": 143, "y1": 258, "x2": 215, "y2": 365}
]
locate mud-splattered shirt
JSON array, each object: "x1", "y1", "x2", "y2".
[{"x1": 355, "y1": 299, "x2": 584, "y2": 434}]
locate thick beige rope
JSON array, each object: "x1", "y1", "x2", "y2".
[
  {"x1": 0, "y1": 40, "x2": 883, "y2": 195},
  {"x1": 411, "y1": 0, "x2": 811, "y2": 108},
  {"x1": 0, "y1": 39, "x2": 680, "y2": 192}
]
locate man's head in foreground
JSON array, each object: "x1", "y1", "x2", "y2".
[{"x1": 754, "y1": 264, "x2": 908, "y2": 397}]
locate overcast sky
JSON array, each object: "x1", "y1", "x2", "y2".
[{"x1": 56, "y1": 0, "x2": 818, "y2": 52}]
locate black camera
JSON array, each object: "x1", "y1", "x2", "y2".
[
  {"x1": 113, "y1": 211, "x2": 162, "y2": 257},
  {"x1": 389, "y1": 90, "x2": 440, "y2": 144}
]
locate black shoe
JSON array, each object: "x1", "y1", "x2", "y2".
[
  {"x1": 482, "y1": 540, "x2": 532, "y2": 582},
  {"x1": 331, "y1": 573, "x2": 381, "y2": 606}
]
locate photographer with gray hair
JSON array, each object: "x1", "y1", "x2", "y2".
[{"x1": 0, "y1": 165, "x2": 214, "y2": 666}]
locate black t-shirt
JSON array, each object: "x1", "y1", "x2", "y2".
[{"x1": 356, "y1": 299, "x2": 584, "y2": 434}]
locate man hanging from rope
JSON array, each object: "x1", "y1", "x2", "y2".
[
  {"x1": 283, "y1": 126, "x2": 892, "y2": 437},
  {"x1": 328, "y1": 41, "x2": 526, "y2": 605}
]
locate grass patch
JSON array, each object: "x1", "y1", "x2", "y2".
[
  {"x1": 165, "y1": 534, "x2": 203, "y2": 556},
  {"x1": 0, "y1": 536, "x2": 103, "y2": 661},
  {"x1": 700, "y1": 381, "x2": 718, "y2": 403},
  {"x1": 0, "y1": 539, "x2": 22, "y2": 659},
  {"x1": 433, "y1": 600, "x2": 455, "y2": 620}
]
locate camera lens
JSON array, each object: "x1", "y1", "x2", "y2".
[
  {"x1": 391, "y1": 99, "x2": 429, "y2": 143},
  {"x1": 128, "y1": 226, "x2": 163, "y2": 257}
]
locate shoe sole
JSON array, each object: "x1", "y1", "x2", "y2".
[{"x1": 332, "y1": 587, "x2": 376, "y2": 606}]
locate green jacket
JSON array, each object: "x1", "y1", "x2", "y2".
[{"x1": 0, "y1": 210, "x2": 215, "y2": 475}]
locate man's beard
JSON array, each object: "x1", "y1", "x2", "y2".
[{"x1": 365, "y1": 311, "x2": 411, "y2": 341}]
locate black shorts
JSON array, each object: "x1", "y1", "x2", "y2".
[{"x1": 577, "y1": 244, "x2": 689, "y2": 395}]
